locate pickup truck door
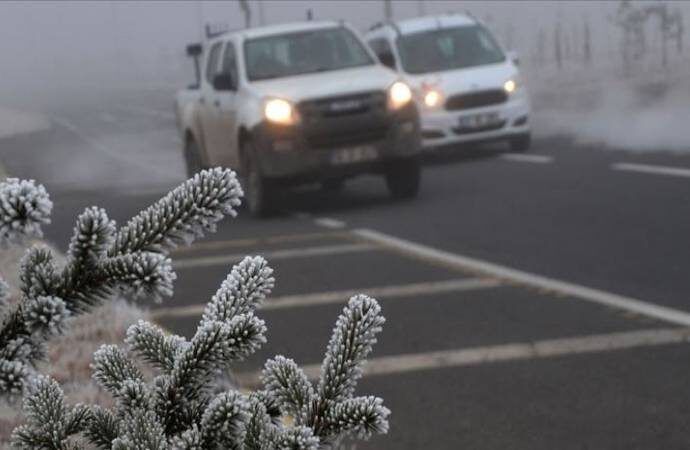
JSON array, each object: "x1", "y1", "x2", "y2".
[
  {"x1": 199, "y1": 42, "x2": 223, "y2": 165},
  {"x1": 210, "y1": 41, "x2": 240, "y2": 169}
]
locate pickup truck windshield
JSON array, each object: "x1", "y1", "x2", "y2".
[
  {"x1": 245, "y1": 27, "x2": 374, "y2": 81},
  {"x1": 397, "y1": 25, "x2": 506, "y2": 74}
]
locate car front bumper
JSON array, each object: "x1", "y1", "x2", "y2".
[
  {"x1": 250, "y1": 103, "x2": 421, "y2": 183},
  {"x1": 419, "y1": 93, "x2": 531, "y2": 150}
]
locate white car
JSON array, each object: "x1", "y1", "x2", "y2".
[
  {"x1": 365, "y1": 14, "x2": 531, "y2": 152},
  {"x1": 175, "y1": 21, "x2": 421, "y2": 216}
]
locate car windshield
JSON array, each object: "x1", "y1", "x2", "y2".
[
  {"x1": 245, "y1": 27, "x2": 374, "y2": 81},
  {"x1": 396, "y1": 25, "x2": 506, "y2": 74}
]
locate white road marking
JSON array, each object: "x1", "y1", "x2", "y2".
[
  {"x1": 173, "y1": 243, "x2": 375, "y2": 270},
  {"x1": 314, "y1": 217, "x2": 346, "y2": 229},
  {"x1": 501, "y1": 153, "x2": 554, "y2": 164},
  {"x1": 172, "y1": 231, "x2": 349, "y2": 255},
  {"x1": 151, "y1": 277, "x2": 500, "y2": 319},
  {"x1": 612, "y1": 162, "x2": 690, "y2": 179},
  {"x1": 353, "y1": 228, "x2": 690, "y2": 327},
  {"x1": 236, "y1": 327, "x2": 690, "y2": 384}
]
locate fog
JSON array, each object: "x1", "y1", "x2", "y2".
[{"x1": 1, "y1": 0, "x2": 689, "y2": 151}]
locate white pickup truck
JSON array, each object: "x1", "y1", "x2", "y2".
[{"x1": 175, "y1": 21, "x2": 421, "y2": 216}]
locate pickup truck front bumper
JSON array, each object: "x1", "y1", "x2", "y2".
[{"x1": 249, "y1": 102, "x2": 420, "y2": 184}]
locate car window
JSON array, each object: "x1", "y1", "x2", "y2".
[
  {"x1": 220, "y1": 41, "x2": 239, "y2": 84},
  {"x1": 369, "y1": 38, "x2": 394, "y2": 59},
  {"x1": 396, "y1": 25, "x2": 505, "y2": 74},
  {"x1": 244, "y1": 27, "x2": 374, "y2": 81},
  {"x1": 205, "y1": 42, "x2": 223, "y2": 83}
]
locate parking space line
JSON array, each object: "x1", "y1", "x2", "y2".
[
  {"x1": 172, "y1": 231, "x2": 350, "y2": 255},
  {"x1": 612, "y1": 162, "x2": 690, "y2": 179},
  {"x1": 353, "y1": 228, "x2": 690, "y2": 327},
  {"x1": 501, "y1": 153, "x2": 554, "y2": 164},
  {"x1": 236, "y1": 327, "x2": 690, "y2": 385},
  {"x1": 173, "y1": 242, "x2": 376, "y2": 270},
  {"x1": 151, "y1": 277, "x2": 499, "y2": 320}
]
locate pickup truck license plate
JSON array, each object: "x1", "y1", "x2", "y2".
[
  {"x1": 331, "y1": 145, "x2": 378, "y2": 165},
  {"x1": 458, "y1": 112, "x2": 501, "y2": 129}
]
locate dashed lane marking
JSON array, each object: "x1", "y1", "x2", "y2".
[
  {"x1": 151, "y1": 277, "x2": 500, "y2": 320},
  {"x1": 612, "y1": 162, "x2": 690, "y2": 179},
  {"x1": 500, "y1": 153, "x2": 554, "y2": 164},
  {"x1": 314, "y1": 217, "x2": 346, "y2": 229},
  {"x1": 236, "y1": 327, "x2": 690, "y2": 385},
  {"x1": 171, "y1": 231, "x2": 350, "y2": 255},
  {"x1": 114, "y1": 105, "x2": 176, "y2": 120},
  {"x1": 353, "y1": 228, "x2": 690, "y2": 327},
  {"x1": 173, "y1": 242, "x2": 375, "y2": 270}
]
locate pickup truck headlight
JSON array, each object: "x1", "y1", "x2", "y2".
[
  {"x1": 264, "y1": 98, "x2": 298, "y2": 125},
  {"x1": 388, "y1": 81, "x2": 413, "y2": 110},
  {"x1": 503, "y1": 79, "x2": 517, "y2": 94}
]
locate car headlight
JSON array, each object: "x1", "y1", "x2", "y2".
[
  {"x1": 423, "y1": 88, "x2": 443, "y2": 108},
  {"x1": 264, "y1": 98, "x2": 298, "y2": 125},
  {"x1": 388, "y1": 81, "x2": 413, "y2": 110},
  {"x1": 503, "y1": 79, "x2": 517, "y2": 94}
]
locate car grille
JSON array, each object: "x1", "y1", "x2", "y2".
[
  {"x1": 298, "y1": 91, "x2": 389, "y2": 149},
  {"x1": 445, "y1": 89, "x2": 507, "y2": 111}
]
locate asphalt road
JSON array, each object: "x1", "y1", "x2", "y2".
[{"x1": 2, "y1": 89, "x2": 690, "y2": 449}]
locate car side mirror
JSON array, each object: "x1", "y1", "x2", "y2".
[
  {"x1": 507, "y1": 50, "x2": 520, "y2": 66},
  {"x1": 378, "y1": 51, "x2": 396, "y2": 70},
  {"x1": 213, "y1": 72, "x2": 236, "y2": 91}
]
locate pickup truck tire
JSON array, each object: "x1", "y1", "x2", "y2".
[
  {"x1": 509, "y1": 133, "x2": 531, "y2": 153},
  {"x1": 385, "y1": 157, "x2": 421, "y2": 199},
  {"x1": 184, "y1": 139, "x2": 204, "y2": 178},
  {"x1": 241, "y1": 140, "x2": 273, "y2": 217}
]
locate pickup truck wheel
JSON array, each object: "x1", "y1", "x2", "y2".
[
  {"x1": 509, "y1": 133, "x2": 531, "y2": 152},
  {"x1": 385, "y1": 157, "x2": 421, "y2": 199},
  {"x1": 184, "y1": 139, "x2": 203, "y2": 178},
  {"x1": 241, "y1": 140, "x2": 273, "y2": 217}
]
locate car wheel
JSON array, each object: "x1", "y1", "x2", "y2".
[
  {"x1": 385, "y1": 157, "x2": 421, "y2": 199},
  {"x1": 184, "y1": 138, "x2": 204, "y2": 178},
  {"x1": 509, "y1": 133, "x2": 531, "y2": 152},
  {"x1": 241, "y1": 139, "x2": 273, "y2": 217}
]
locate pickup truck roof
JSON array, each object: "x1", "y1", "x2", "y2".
[{"x1": 216, "y1": 20, "x2": 344, "y2": 43}]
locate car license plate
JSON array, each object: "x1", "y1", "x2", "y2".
[
  {"x1": 458, "y1": 112, "x2": 501, "y2": 129},
  {"x1": 331, "y1": 145, "x2": 378, "y2": 165}
]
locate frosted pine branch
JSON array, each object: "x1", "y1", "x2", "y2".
[
  {"x1": 126, "y1": 320, "x2": 185, "y2": 373},
  {"x1": 92, "y1": 344, "x2": 144, "y2": 396},
  {"x1": 110, "y1": 168, "x2": 243, "y2": 255},
  {"x1": 203, "y1": 255, "x2": 275, "y2": 323},
  {"x1": 0, "y1": 178, "x2": 52, "y2": 245},
  {"x1": 67, "y1": 206, "x2": 116, "y2": 270},
  {"x1": 262, "y1": 356, "x2": 315, "y2": 422}
]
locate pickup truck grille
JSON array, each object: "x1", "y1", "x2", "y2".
[
  {"x1": 298, "y1": 91, "x2": 390, "y2": 149},
  {"x1": 445, "y1": 89, "x2": 507, "y2": 111}
]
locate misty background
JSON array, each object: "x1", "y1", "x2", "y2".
[{"x1": 1, "y1": 0, "x2": 689, "y2": 151}]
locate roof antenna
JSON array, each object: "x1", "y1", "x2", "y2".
[{"x1": 306, "y1": 8, "x2": 313, "y2": 21}]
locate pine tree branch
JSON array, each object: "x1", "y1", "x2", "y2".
[
  {"x1": 92, "y1": 345, "x2": 144, "y2": 396},
  {"x1": 262, "y1": 356, "x2": 315, "y2": 423},
  {"x1": 0, "y1": 178, "x2": 52, "y2": 245},
  {"x1": 109, "y1": 168, "x2": 242, "y2": 256}
]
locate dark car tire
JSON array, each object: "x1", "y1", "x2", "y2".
[
  {"x1": 241, "y1": 139, "x2": 273, "y2": 217},
  {"x1": 184, "y1": 138, "x2": 204, "y2": 179},
  {"x1": 509, "y1": 133, "x2": 531, "y2": 152},
  {"x1": 385, "y1": 157, "x2": 421, "y2": 199}
]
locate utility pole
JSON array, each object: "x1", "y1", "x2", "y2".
[
  {"x1": 239, "y1": 0, "x2": 252, "y2": 29},
  {"x1": 384, "y1": 0, "x2": 393, "y2": 20},
  {"x1": 257, "y1": 0, "x2": 265, "y2": 26},
  {"x1": 584, "y1": 15, "x2": 592, "y2": 65},
  {"x1": 554, "y1": 22, "x2": 563, "y2": 70}
]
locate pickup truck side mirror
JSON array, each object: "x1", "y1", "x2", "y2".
[
  {"x1": 377, "y1": 51, "x2": 396, "y2": 70},
  {"x1": 213, "y1": 73, "x2": 236, "y2": 91},
  {"x1": 507, "y1": 50, "x2": 520, "y2": 66}
]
